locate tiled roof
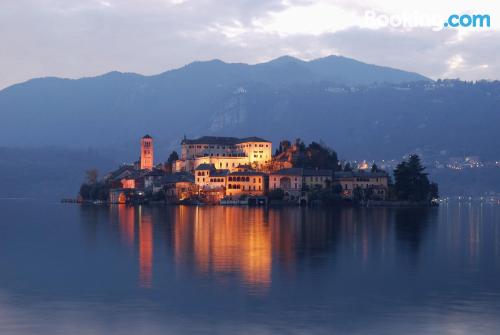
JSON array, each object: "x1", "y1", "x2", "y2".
[
  {"x1": 271, "y1": 168, "x2": 332, "y2": 177},
  {"x1": 270, "y1": 168, "x2": 303, "y2": 176},
  {"x1": 334, "y1": 171, "x2": 389, "y2": 179},
  {"x1": 182, "y1": 136, "x2": 270, "y2": 145},
  {"x1": 163, "y1": 172, "x2": 194, "y2": 183},
  {"x1": 211, "y1": 169, "x2": 230, "y2": 177},
  {"x1": 303, "y1": 169, "x2": 333, "y2": 177},
  {"x1": 107, "y1": 164, "x2": 136, "y2": 180},
  {"x1": 195, "y1": 163, "x2": 216, "y2": 171},
  {"x1": 229, "y1": 171, "x2": 267, "y2": 177}
]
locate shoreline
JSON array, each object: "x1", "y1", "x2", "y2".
[{"x1": 62, "y1": 198, "x2": 438, "y2": 208}]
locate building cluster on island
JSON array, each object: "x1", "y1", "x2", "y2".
[{"x1": 79, "y1": 134, "x2": 436, "y2": 206}]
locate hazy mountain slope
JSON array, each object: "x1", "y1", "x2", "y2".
[{"x1": 0, "y1": 55, "x2": 429, "y2": 151}]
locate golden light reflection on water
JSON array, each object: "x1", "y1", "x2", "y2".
[
  {"x1": 117, "y1": 205, "x2": 134, "y2": 247},
  {"x1": 138, "y1": 208, "x2": 153, "y2": 288},
  {"x1": 110, "y1": 204, "x2": 445, "y2": 292},
  {"x1": 179, "y1": 207, "x2": 273, "y2": 293}
]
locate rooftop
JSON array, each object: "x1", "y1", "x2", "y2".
[
  {"x1": 163, "y1": 172, "x2": 195, "y2": 183},
  {"x1": 335, "y1": 171, "x2": 389, "y2": 179},
  {"x1": 229, "y1": 171, "x2": 267, "y2": 177},
  {"x1": 182, "y1": 136, "x2": 270, "y2": 145},
  {"x1": 271, "y1": 168, "x2": 333, "y2": 177},
  {"x1": 195, "y1": 163, "x2": 216, "y2": 171}
]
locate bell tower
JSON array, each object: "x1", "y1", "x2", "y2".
[{"x1": 140, "y1": 135, "x2": 154, "y2": 170}]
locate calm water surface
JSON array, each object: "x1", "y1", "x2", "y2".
[{"x1": 1, "y1": 200, "x2": 500, "y2": 334}]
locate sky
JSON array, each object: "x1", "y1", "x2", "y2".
[{"x1": 1, "y1": 0, "x2": 499, "y2": 89}]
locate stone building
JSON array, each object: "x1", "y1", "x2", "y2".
[{"x1": 174, "y1": 136, "x2": 272, "y2": 173}]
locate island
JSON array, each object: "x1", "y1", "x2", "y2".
[{"x1": 76, "y1": 135, "x2": 439, "y2": 207}]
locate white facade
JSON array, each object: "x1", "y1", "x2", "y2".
[{"x1": 175, "y1": 136, "x2": 272, "y2": 172}]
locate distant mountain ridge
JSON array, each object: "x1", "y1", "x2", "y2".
[
  {"x1": 1, "y1": 56, "x2": 500, "y2": 198},
  {"x1": 0, "y1": 54, "x2": 429, "y2": 155}
]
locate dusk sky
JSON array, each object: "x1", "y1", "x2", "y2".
[{"x1": 1, "y1": 0, "x2": 499, "y2": 89}]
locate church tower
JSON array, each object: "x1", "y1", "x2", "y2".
[{"x1": 140, "y1": 135, "x2": 154, "y2": 170}]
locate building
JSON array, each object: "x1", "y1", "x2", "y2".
[
  {"x1": 334, "y1": 171, "x2": 389, "y2": 200},
  {"x1": 140, "y1": 135, "x2": 154, "y2": 170},
  {"x1": 174, "y1": 136, "x2": 272, "y2": 173},
  {"x1": 269, "y1": 168, "x2": 333, "y2": 198},
  {"x1": 144, "y1": 168, "x2": 166, "y2": 193},
  {"x1": 109, "y1": 188, "x2": 136, "y2": 204},
  {"x1": 226, "y1": 171, "x2": 267, "y2": 198},
  {"x1": 164, "y1": 172, "x2": 196, "y2": 203},
  {"x1": 302, "y1": 169, "x2": 333, "y2": 189}
]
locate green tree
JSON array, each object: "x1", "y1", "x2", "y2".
[
  {"x1": 85, "y1": 169, "x2": 99, "y2": 184},
  {"x1": 295, "y1": 141, "x2": 339, "y2": 170},
  {"x1": 393, "y1": 154, "x2": 435, "y2": 202},
  {"x1": 167, "y1": 151, "x2": 179, "y2": 164},
  {"x1": 343, "y1": 162, "x2": 353, "y2": 172}
]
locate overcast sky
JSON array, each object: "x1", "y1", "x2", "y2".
[{"x1": 1, "y1": 0, "x2": 499, "y2": 89}]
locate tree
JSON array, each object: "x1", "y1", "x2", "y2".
[
  {"x1": 371, "y1": 163, "x2": 380, "y2": 172},
  {"x1": 294, "y1": 141, "x2": 339, "y2": 170},
  {"x1": 343, "y1": 162, "x2": 353, "y2": 172},
  {"x1": 85, "y1": 169, "x2": 99, "y2": 184},
  {"x1": 167, "y1": 151, "x2": 179, "y2": 164},
  {"x1": 393, "y1": 154, "x2": 435, "y2": 202}
]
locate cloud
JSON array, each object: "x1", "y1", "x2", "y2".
[{"x1": 0, "y1": 0, "x2": 499, "y2": 89}]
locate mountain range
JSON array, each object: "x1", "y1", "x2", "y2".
[
  {"x1": 1, "y1": 55, "x2": 499, "y2": 197},
  {"x1": 0, "y1": 55, "x2": 428, "y2": 157}
]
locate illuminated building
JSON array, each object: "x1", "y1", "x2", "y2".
[
  {"x1": 140, "y1": 134, "x2": 154, "y2": 170},
  {"x1": 174, "y1": 136, "x2": 272, "y2": 173},
  {"x1": 269, "y1": 168, "x2": 333, "y2": 198},
  {"x1": 334, "y1": 171, "x2": 389, "y2": 199}
]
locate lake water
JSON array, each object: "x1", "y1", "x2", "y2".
[{"x1": 1, "y1": 199, "x2": 500, "y2": 334}]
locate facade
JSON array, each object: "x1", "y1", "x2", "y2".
[
  {"x1": 175, "y1": 136, "x2": 272, "y2": 173},
  {"x1": 164, "y1": 172, "x2": 196, "y2": 202},
  {"x1": 144, "y1": 168, "x2": 166, "y2": 193},
  {"x1": 302, "y1": 169, "x2": 333, "y2": 189},
  {"x1": 334, "y1": 171, "x2": 389, "y2": 199},
  {"x1": 269, "y1": 168, "x2": 333, "y2": 198},
  {"x1": 140, "y1": 135, "x2": 154, "y2": 170},
  {"x1": 193, "y1": 164, "x2": 267, "y2": 199},
  {"x1": 226, "y1": 171, "x2": 267, "y2": 197}
]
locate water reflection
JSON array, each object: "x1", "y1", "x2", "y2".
[
  {"x1": 138, "y1": 208, "x2": 153, "y2": 288},
  {"x1": 102, "y1": 205, "x2": 441, "y2": 292},
  {"x1": 3, "y1": 200, "x2": 500, "y2": 334}
]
